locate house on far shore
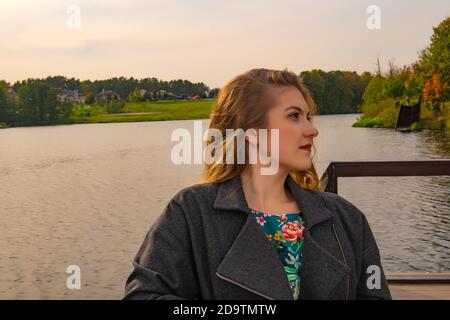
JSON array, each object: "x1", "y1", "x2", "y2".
[
  {"x1": 95, "y1": 89, "x2": 120, "y2": 103},
  {"x1": 8, "y1": 88, "x2": 16, "y2": 96},
  {"x1": 57, "y1": 89, "x2": 85, "y2": 103},
  {"x1": 176, "y1": 94, "x2": 188, "y2": 100}
]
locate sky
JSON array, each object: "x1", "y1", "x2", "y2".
[{"x1": 1, "y1": 0, "x2": 449, "y2": 88}]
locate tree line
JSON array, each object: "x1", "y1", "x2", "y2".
[
  {"x1": 0, "y1": 80, "x2": 73, "y2": 126},
  {"x1": 300, "y1": 70, "x2": 372, "y2": 114},
  {"x1": 358, "y1": 16, "x2": 449, "y2": 129},
  {"x1": 10, "y1": 77, "x2": 211, "y2": 100},
  {"x1": 1, "y1": 69, "x2": 376, "y2": 127},
  {"x1": 0, "y1": 77, "x2": 214, "y2": 126}
]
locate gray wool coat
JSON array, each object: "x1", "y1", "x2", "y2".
[{"x1": 123, "y1": 174, "x2": 392, "y2": 300}]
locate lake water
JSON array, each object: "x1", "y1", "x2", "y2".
[{"x1": 0, "y1": 114, "x2": 449, "y2": 299}]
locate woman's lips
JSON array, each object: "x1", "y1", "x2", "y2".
[{"x1": 299, "y1": 143, "x2": 312, "y2": 152}]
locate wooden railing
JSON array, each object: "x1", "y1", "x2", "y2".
[
  {"x1": 319, "y1": 160, "x2": 450, "y2": 193},
  {"x1": 319, "y1": 159, "x2": 450, "y2": 298}
]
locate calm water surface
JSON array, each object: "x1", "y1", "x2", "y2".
[{"x1": 0, "y1": 114, "x2": 449, "y2": 299}]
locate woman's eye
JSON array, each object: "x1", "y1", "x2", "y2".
[{"x1": 289, "y1": 112, "x2": 300, "y2": 119}]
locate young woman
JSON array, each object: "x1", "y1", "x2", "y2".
[{"x1": 123, "y1": 68, "x2": 392, "y2": 300}]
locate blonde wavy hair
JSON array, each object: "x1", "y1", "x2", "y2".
[{"x1": 198, "y1": 68, "x2": 320, "y2": 191}]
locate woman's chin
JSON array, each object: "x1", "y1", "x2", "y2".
[{"x1": 283, "y1": 161, "x2": 312, "y2": 172}]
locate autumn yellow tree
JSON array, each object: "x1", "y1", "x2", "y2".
[{"x1": 423, "y1": 73, "x2": 447, "y2": 116}]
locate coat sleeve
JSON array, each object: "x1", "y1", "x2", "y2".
[
  {"x1": 123, "y1": 198, "x2": 200, "y2": 300},
  {"x1": 334, "y1": 196, "x2": 392, "y2": 300}
]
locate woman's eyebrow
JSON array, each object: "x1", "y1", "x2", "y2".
[{"x1": 285, "y1": 106, "x2": 310, "y2": 114}]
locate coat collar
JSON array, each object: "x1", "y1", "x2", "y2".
[
  {"x1": 213, "y1": 174, "x2": 349, "y2": 300},
  {"x1": 213, "y1": 173, "x2": 334, "y2": 230}
]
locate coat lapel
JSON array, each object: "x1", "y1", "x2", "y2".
[
  {"x1": 213, "y1": 174, "x2": 351, "y2": 300},
  {"x1": 216, "y1": 213, "x2": 294, "y2": 300}
]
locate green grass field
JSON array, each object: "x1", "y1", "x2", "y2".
[{"x1": 71, "y1": 99, "x2": 215, "y2": 124}]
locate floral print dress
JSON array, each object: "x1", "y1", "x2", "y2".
[{"x1": 250, "y1": 208, "x2": 305, "y2": 300}]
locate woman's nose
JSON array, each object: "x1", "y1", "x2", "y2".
[
  {"x1": 305, "y1": 124, "x2": 319, "y2": 138},
  {"x1": 312, "y1": 127, "x2": 319, "y2": 137}
]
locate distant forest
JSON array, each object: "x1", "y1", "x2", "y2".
[{"x1": 0, "y1": 70, "x2": 375, "y2": 127}]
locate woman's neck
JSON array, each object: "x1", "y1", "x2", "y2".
[{"x1": 240, "y1": 166, "x2": 299, "y2": 215}]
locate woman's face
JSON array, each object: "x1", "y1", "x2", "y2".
[{"x1": 263, "y1": 86, "x2": 319, "y2": 173}]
